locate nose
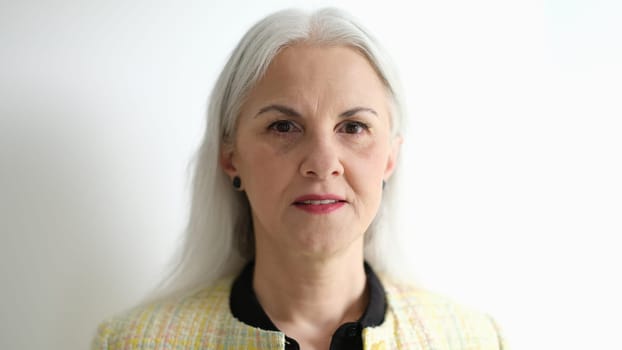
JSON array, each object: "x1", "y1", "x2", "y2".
[{"x1": 299, "y1": 132, "x2": 344, "y2": 180}]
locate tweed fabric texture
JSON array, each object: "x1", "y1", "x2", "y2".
[{"x1": 92, "y1": 276, "x2": 506, "y2": 349}]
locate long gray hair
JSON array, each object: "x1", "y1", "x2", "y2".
[{"x1": 156, "y1": 7, "x2": 407, "y2": 299}]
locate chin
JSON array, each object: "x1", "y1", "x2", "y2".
[{"x1": 291, "y1": 227, "x2": 364, "y2": 259}]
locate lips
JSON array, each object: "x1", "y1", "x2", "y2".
[
  {"x1": 293, "y1": 194, "x2": 347, "y2": 204},
  {"x1": 297, "y1": 199, "x2": 342, "y2": 205},
  {"x1": 292, "y1": 194, "x2": 347, "y2": 214}
]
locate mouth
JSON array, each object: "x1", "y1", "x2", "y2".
[
  {"x1": 293, "y1": 194, "x2": 347, "y2": 205},
  {"x1": 294, "y1": 199, "x2": 346, "y2": 205},
  {"x1": 292, "y1": 195, "x2": 347, "y2": 214}
]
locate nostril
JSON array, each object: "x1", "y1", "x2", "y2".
[{"x1": 299, "y1": 154, "x2": 344, "y2": 178}]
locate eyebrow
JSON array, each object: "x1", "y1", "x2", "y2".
[
  {"x1": 339, "y1": 107, "x2": 378, "y2": 118},
  {"x1": 255, "y1": 104, "x2": 301, "y2": 118},
  {"x1": 254, "y1": 104, "x2": 378, "y2": 118}
]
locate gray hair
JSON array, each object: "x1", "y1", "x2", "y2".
[{"x1": 155, "y1": 7, "x2": 406, "y2": 299}]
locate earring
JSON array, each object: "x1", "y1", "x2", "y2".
[
  {"x1": 382, "y1": 180, "x2": 386, "y2": 190},
  {"x1": 232, "y1": 176, "x2": 242, "y2": 190}
]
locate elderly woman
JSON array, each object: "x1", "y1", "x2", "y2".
[{"x1": 93, "y1": 8, "x2": 505, "y2": 350}]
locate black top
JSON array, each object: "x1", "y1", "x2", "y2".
[{"x1": 230, "y1": 261, "x2": 387, "y2": 350}]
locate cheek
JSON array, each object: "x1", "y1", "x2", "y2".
[
  {"x1": 236, "y1": 143, "x2": 296, "y2": 218},
  {"x1": 346, "y1": 142, "x2": 390, "y2": 204},
  {"x1": 239, "y1": 144, "x2": 287, "y2": 186},
  {"x1": 350, "y1": 140, "x2": 391, "y2": 178}
]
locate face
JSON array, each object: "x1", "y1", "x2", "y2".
[{"x1": 221, "y1": 44, "x2": 401, "y2": 259}]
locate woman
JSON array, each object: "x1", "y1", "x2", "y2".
[{"x1": 93, "y1": 8, "x2": 506, "y2": 350}]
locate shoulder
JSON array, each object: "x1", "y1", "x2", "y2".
[
  {"x1": 381, "y1": 277, "x2": 506, "y2": 349},
  {"x1": 92, "y1": 278, "x2": 237, "y2": 350}
]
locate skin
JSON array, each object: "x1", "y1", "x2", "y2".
[{"x1": 221, "y1": 44, "x2": 401, "y2": 350}]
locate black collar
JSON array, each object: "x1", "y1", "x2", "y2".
[{"x1": 229, "y1": 261, "x2": 387, "y2": 332}]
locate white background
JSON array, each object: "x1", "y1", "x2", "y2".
[{"x1": 1, "y1": 0, "x2": 620, "y2": 349}]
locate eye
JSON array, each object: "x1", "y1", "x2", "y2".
[
  {"x1": 268, "y1": 120, "x2": 301, "y2": 133},
  {"x1": 338, "y1": 121, "x2": 370, "y2": 134}
]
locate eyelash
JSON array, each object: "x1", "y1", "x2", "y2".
[
  {"x1": 267, "y1": 120, "x2": 302, "y2": 134},
  {"x1": 338, "y1": 121, "x2": 370, "y2": 134},
  {"x1": 267, "y1": 120, "x2": 370, "y2": 134}
]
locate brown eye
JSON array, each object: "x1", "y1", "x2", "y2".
[
  {"x1": 339, "y1": 121, "x2": 369, "y2": 134},
  {"x1": 268, "y1": 120, "x2": 300, "y2": 133}
]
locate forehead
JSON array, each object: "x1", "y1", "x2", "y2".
[
  {"x1": 244, "y1": 44, "x2": 390, "y2": 108},
  {"x1": 267, "y1": 44, "x2": 377, "y2": 81}
]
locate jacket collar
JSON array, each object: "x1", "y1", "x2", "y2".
[{"x1": 230, "y1": 260, "x2": 387, "y2": 332}]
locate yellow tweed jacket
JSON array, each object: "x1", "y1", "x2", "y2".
[{"x1": 92, "y1": 276, "x2": 506, "y2": 349}]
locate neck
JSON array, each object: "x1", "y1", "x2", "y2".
[{"x1": 252, "y1": 245, "x2": 368, "y2": 339}]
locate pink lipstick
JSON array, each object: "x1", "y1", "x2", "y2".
[{"x1": 292, "y1": 194, "x2": 346, "y2": 214}]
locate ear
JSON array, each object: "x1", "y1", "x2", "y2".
[
  {"x1": 383, "y1": 135, "x2": 402, "y2": 180},
  {"x1": 219, "y1": 143, "x2": 238, "y2": 178}
]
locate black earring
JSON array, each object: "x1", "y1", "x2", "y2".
[
  {"x1": 382, "y1": 180, "x2": 386, "y2": 190},
  {"x1": 232, "y1": 176, "x2": 241, "y2": 189}
]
